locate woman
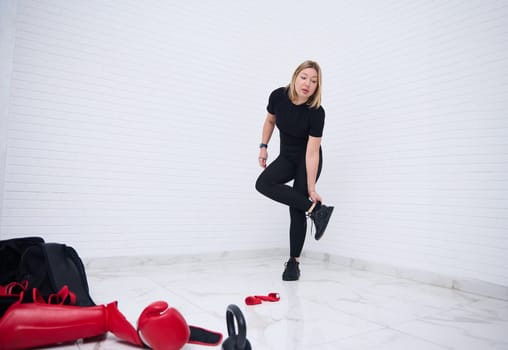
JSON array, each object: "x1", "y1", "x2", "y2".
[{"x1": 255, "y1": 60, "x2": 334, "y2": 281}]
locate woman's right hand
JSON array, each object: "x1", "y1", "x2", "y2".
[
  {"x1": 258, "y1": 148, "x2": 268, "y2": 168},
  {"x1": 309, "y1": 190, "x2": 322, "y2": 204}
]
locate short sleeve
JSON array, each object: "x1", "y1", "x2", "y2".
[
  {"x1": 266, "y1": 87, "x2": 284, "y2": 115},
  {"x1": 309, "y1": 107, "x2": 325, "y2": 137}
]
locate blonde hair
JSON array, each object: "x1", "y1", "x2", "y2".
[{"x1": 287, "y1": 60, "x2": 322, "y2": 109}]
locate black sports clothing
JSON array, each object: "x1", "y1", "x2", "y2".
[
  {"x1": 267, "y1": 87, "x2": 325, "y2": 145},
  {"x1": 256, "y1": 87, "x2": 325, "y2": 258},
  {"x1": 282, "y1": 257, "x2": 300, "y2": 281}
]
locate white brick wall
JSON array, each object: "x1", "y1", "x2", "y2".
[
  {"x1": 1, "y1": 0, "x2": 294, "y2": 257},
  {"x1": 0, "y1": 1, "x2": 17, "y2": 225},
  {"x1": 1, "y1": 0, "x2": 507, "y2": 287},
  {"x1": 317, "y1": 0, "x2": 508, "y2": 287}
]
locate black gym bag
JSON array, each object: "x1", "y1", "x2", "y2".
[{"x1": 0, "y1": 236, "x2": 95, "y2": 306}]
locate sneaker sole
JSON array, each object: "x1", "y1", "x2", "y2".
[
  {"x1": 315, "y1": 206, "x2": 334, "y2": 241},
  {"x1": 282, "y1": 275, "x2": 300, "y2": 281}
]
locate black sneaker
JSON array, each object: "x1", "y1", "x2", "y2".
[
  {"x1": 282, "y1": 258, "x2": 300, "y2": 281},
  {"x1": 309, "y1": 204, "x2": 334, "y2": 240}
]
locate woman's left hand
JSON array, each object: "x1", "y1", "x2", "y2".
[
  {"x1": 309, "y1": 190, "x2": 322, "y2": 203},
  {"x1": 258, "y1": 147, "x2": 268, "y2": 168}
]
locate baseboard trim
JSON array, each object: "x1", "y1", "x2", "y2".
[
  {"x1": 83, "y1": 248, "x2": 508, "y2": 301},
  {"x1": 302, "y1": 250, "x2": 508, "y2": 301}
]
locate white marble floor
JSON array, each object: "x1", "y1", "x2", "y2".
[{"x1": 39, "y1": 253, "x2": 508, "y2": 350}]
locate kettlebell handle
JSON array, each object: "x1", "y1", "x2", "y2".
[{"x1": 226, "y1": 304, "x2": 247, "y2": 349}]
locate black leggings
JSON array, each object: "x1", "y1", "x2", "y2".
[{"x1": 255, "y1": 144, "x2": 323, "y2": 257}]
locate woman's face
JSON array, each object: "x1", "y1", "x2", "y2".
[{"x1": 294, "y1": 67, "x2": 318, "y2": 102}]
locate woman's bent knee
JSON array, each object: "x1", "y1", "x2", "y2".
[{"x1": 255, "y1": 175, "x2": 265, "y2": 194}]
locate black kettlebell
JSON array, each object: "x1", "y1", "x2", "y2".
[{"x1": 222, "y1": 304, "x2": 252, "y2": 350}]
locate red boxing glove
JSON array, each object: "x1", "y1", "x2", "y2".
[{"x1": 137, "y1": 301, "x2": 190, "y2": 350}]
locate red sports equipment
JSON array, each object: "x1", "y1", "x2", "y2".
[
  {"x1": 1, "y1": 283, "x2": 222, "y2": 350},
  {"x1": 138, "y1": 301, "x2": 191, "y2": 350},
  {"x1": 0, "y1": 299, "x2": 142, "y2": 350},
  {"x1": 245, "y1": 292, "x2": 280, "y2": 305}
]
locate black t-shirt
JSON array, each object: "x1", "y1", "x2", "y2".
[{"x1": 266, "y1": 87, "x2": 325, "y2": 146}]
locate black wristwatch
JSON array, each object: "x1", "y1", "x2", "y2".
[{"x1": 259, "y1": 143, "x2": 268, "y2": 149}]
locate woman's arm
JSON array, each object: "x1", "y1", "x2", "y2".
[
  {"x1": 306, "y1": 136, "x2": 322, "y2": 202},
  {"x1": 258, "y1": 113, "x2": 276, "y2": 168}
]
